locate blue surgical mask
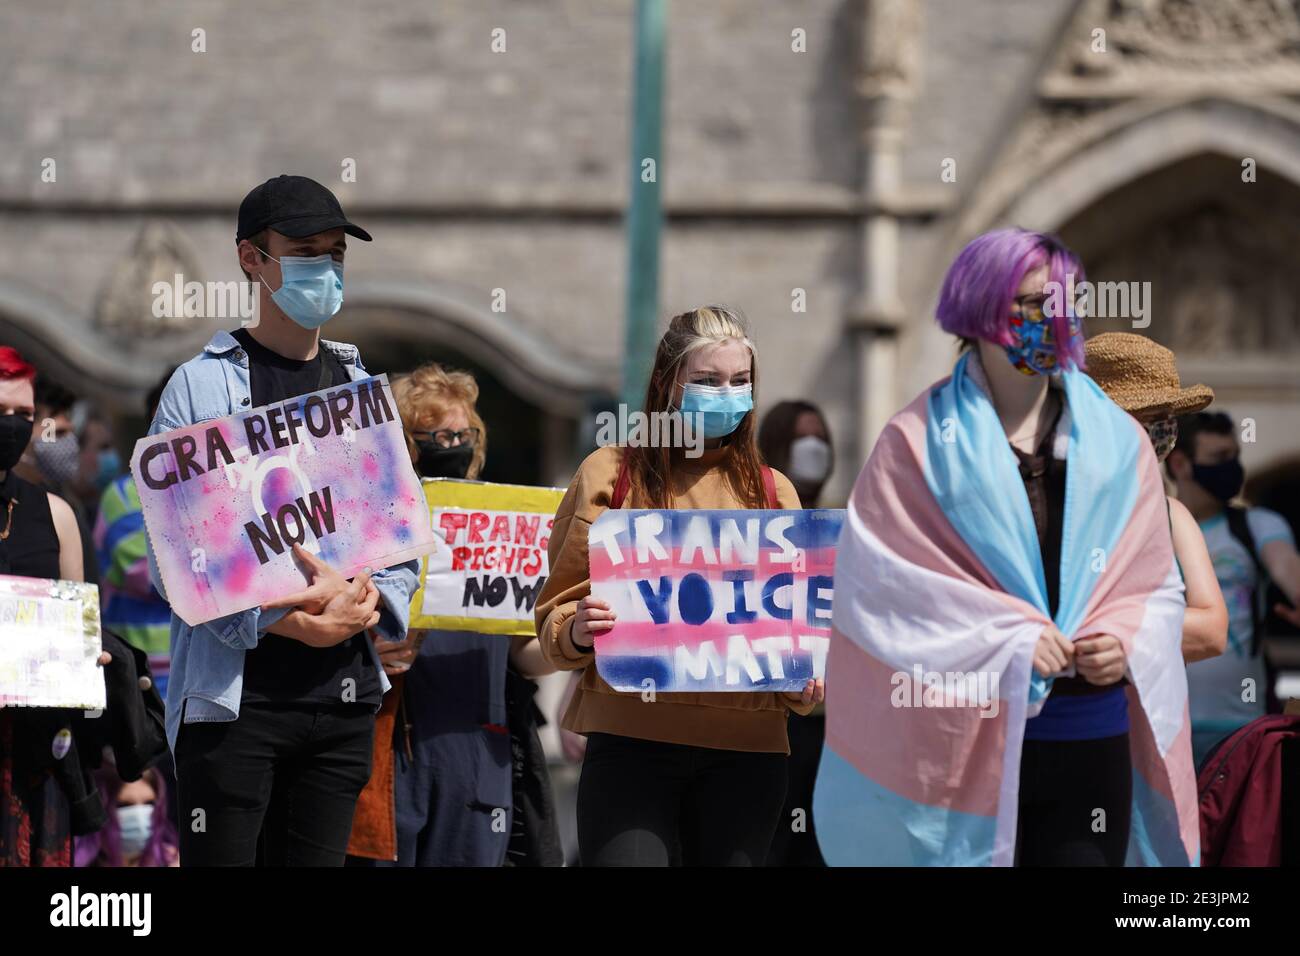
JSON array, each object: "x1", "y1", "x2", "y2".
[
  {"x1": 678, "y1": 382, "x2": 753, "y2": 439},
  {"x1": 258, "y1": 248, "x2": 344, "y2": 329},
  {"x1": 117, "y1": 803, "x2": 154, "y2": 858},
  {"x1": 95, "y1": 448, "x2": 122, "y2": 492}
]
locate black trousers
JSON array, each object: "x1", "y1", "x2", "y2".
[
  {"x1": 577, "y1": 732, "x2": 787, "y2": 867},
  {"x1": 1016, "y1": 733, "x2": 1132, "y2": 867},
  {"x1": 765, "y1": 713, "x2": 826, "y2": 866},
  {"x1": 174, "y1": 701, "x2": 374, "y2": 867}
]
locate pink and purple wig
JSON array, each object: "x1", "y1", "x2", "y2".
[{"x1": 935, "y1": 228, "x2": 1087, "y2": 371}]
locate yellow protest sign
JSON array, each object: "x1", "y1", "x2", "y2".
[{"x1": 409, "y1": 479, "x2": 565, "y2": 634}]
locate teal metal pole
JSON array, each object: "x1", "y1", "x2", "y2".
[{"x1": 621, "y1": 0, "x2": 667, "y2": 410}]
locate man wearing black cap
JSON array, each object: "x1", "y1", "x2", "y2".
[{"x1": 145, "y1": 175, "x2": 419, "y2": 866}]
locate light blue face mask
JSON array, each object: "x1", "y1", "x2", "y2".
[
  {"x1": 678, "y1": 382, "x2": 754, "y2": 439},
  {"x1": 258, "y1": 248, "x2": 344, "y2": 329},
  {"x1": 117, "y1": 803, "x2": 153, "y2": 858},
  {"x1": 95, "y1": 448, "x2": 122, "y2": 493}
]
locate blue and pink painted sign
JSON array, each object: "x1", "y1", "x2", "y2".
[
  {"x1": 131, "y1": 374, "x2": 437, "y2": 626},
  {"x1": 588, "y1": 509, "x2": 844, "y2": 693}
]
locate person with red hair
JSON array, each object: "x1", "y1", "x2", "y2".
[{"x1": 0, "y1": 346, "x2": 106, "y2": 866}]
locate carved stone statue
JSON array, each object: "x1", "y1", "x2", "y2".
[{"x1": 95, "y1": 221, "x2": 200, "y2": 336}]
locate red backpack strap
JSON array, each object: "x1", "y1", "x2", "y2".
[
  {"x1": 761, "y1": 465, "x2": 778, "y2": 509},
  {"x1": 610, "y1": 458, "x2": 630, "y2": 510}
]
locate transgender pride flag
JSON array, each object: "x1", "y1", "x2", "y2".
[
  {"x1": 813, "y1": 351, "x2": 1199, "y2": 867},
  {"x1": 589, "y1": 509, "x2": 843, "y2": 693}
]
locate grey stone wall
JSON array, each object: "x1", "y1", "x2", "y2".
[{"x1": 2, "y1": 0, "x2": 1297, "y2": 497}]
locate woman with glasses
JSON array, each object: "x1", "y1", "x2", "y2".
[
  {"x1": 348, "y1": 363, "x2": 559, "y2": 866},
  {"x1": 816, "y1": 230, "x2": 1198, "y2": 867}
]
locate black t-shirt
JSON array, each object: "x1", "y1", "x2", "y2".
[
  {"x1": 1010, "y1": 399, "x2": 1065, "y2": 621},
  {"x1": 231, "y1": 328, "x2": 382, "y2": 709},
  {"x1": 0, "y1": 469, "x2": 60, "y2": 579},
  {"x1": 1011, "y1": 396, "x2": 1121, "y2": 698}
]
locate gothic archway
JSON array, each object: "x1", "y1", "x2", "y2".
[
  {"x1": 1055, "y1": 151, "x2": 1300, "y2": 361},
  {"x1": 325, "y1": 283, "x2": 620, "y2": 486}
]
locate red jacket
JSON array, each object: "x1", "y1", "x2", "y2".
[{"x1": 1198, "y1": 714, "x2": 1300, "y2": 866}]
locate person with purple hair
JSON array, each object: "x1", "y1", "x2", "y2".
[
  {"x1": 936, "y1": 228, "x2": 1132, "y2": 865},
  {"x1": 74, "y1": 762, "x2": 179, "y2": 867}
]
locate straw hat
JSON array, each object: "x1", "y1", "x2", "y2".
[{"x1": 1084, "y1": 332, "x2": 1213, "y2": 415}]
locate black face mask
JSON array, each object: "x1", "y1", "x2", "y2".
[
  {"x1": 0, "y1": 415, "x2": 34, "y2": 472},
  {"x1": 1192, "y1": 458, "x2": 1245, "y2": 503},
  {"x1": 415, "y1": 439, "x2": 474, "y2": 479}
]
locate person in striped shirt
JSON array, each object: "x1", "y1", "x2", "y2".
[{"x1": 94, "y1": 372, "x2": 175, "y2": 696}]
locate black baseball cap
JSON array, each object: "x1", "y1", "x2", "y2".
[{"x1": 236, "y1": 174, "x2": 372, "y2": 244}]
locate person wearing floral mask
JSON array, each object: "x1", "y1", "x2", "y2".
[
  {"x1": 1084, "y1": 333, "x2": 1228, "y2": 673},
  {"x1": 1165, "y1": 410, "x2": 1300, "y2": 763},
  {"x1": 934, "y1": 229, "x2": 1166, "y2": 865},
  {"x1": 534, "y1": 306, "x2": 823, "y2": 867}
]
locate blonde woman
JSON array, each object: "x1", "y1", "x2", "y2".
[{"x1": 535, "y1": 307, "x2": 823, "y2": 867}]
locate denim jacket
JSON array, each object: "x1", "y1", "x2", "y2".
[{"x1": 146, "y1": 329, "x2": 419, "y2": 751}]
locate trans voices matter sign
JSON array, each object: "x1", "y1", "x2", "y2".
[{"x1": 589, "y1": 508, "x2": 845, "y2": 693}]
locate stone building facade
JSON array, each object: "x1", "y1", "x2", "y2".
[{"x1": 2, "y1": 0, "x2": 1297, "y2": 502}]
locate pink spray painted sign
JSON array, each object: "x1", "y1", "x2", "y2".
[{"x1": 131, "y1": 374, "x2": 436, "y2": 626}]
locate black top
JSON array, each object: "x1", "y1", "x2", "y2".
[
  {"x1": 1011, "y1": 399, "x2": 1066, "y2": 621},
  {"x1": 1012, "y1": 396, "x2": 1116, "y2": 697},
  {"x1": 0, "y1": 469, "x2": 60, "y2": 579},
  {"x1": 230, "y1": 329, "x2": 382, "y2": 709},
  {"x1": 0, "y1": 469, "x2": 91, "y2": 863}
]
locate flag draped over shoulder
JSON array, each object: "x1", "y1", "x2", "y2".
[{"x1": 813, "y1": 351, "x2": 1198, "y2": 866}]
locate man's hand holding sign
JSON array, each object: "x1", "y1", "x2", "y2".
[
  {"x1": 262, "y1": 544, "x2": 382, "y2": 647},
  {"x1": 131, "y1": 374, "x2": 436, "y2": 628}
]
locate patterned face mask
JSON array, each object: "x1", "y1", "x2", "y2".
[
  {"x1": 34, "y1": 432, "x2": 81, "y2": 485},
  {"x1": 1003, "y1": 298, "x2": 1082, "y2": 377},
  {"x1": 1145, "y1": 416, "x2": 1178, "y2": 462}
]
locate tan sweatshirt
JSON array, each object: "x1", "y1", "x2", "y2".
[{"x1": 534, "y1": 444, "x2": 814, "y2": 754}]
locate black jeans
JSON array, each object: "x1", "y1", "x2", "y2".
[
  {"x1": 174, "y1": 701, "x2": 374, "y2": 867},
  {"x1": 1016, "y1": 733, "x2": 1132, "y2": 866},
  {"x1": 577, "y1": 732, "x2": 787, "y2": 867},
  {"x1": 765, "y1": 713, "x2": 826, "y2": 866}
]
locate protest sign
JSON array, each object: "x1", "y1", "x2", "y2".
[
  {"x1": 0, "y1": 575, "x2": 105, "y2": 709},
  {"x1": 131, "y1": 374, "x2": 437, "y2": 626},
  {"x1": 589, "y1": 508, "x2": 844, "y2": 692},
  {"x1": 410, "y1": 478, "x2": 564, "y2": 634}
]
